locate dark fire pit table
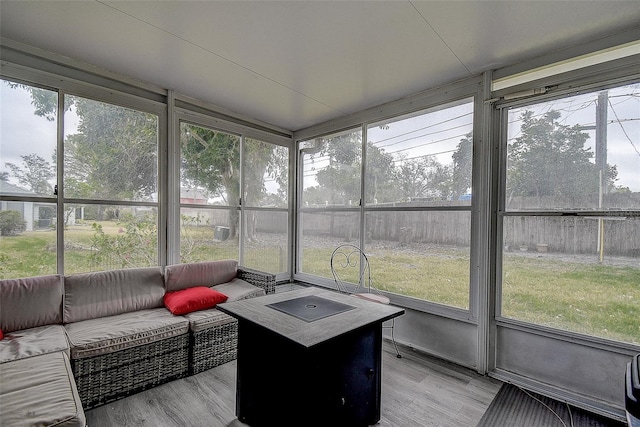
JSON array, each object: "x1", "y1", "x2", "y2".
[{"x1": 217, "y1": 286, "x2": 404, "y2": 427}]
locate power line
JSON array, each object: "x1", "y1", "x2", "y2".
[
  {"x1": 387, "y1": 132, "x2": 468, "y2": 155},
  {"x1": 303, "y1": 118, "x2": 473, "y2": 163},
  {"x1": 375, "y1": 122, "x2": 473, "y2": 150},
  {"x1": 371, "y1": 111, "x2": 473, "y2": 147},
  {"x1": 608, "y1": 99, "x2": 640, "y2": 158},
  {"x1": 391, "y1": 148, "x2": 457, "y2": 163}
]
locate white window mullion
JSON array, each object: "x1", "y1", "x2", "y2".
[
  {"x1": 239, "y1": 135, "x2": 245, "y2": 266},
  {"x1": 360, "y1": 123, "x2": 367, "y2": 253},
  {"x1": 57, "y1": 90, "x2": 65, "y2": 274}
]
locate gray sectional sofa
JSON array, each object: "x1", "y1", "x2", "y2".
[{"x1": 0, "y1": 260, "x2": 275, "y2": 427}]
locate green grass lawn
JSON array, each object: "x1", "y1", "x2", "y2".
[
  {"x1": 502, "y1": 255, "x2": 640, "y2": 344},
  {"x1": 1, "y1": 223, "x2": 638, "y2": 344}
]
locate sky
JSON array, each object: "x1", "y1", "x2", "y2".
[{"x1": 0, "y1": 83, "x2": 57, "y2": 183}]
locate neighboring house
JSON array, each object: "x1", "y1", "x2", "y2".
[
  {"x1": 0, "y1": 181, "x2": 74, "y2": 231},
  {"x1": 180, "y1": 187, "x2": 208, "y2": 205},
  {"x1": 180, "y1": 187, "x2": 229, "y2": 236},
  {"x1": 0, "y1": 181, "x2": 36, "y2": 231}
]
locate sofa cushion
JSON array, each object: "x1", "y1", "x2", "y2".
[
  {"x1": 64, "y1": 266, "x2": 165, "y2": 323},
  {"x1": 183, "y1": 308, "x2": 237, "y2": 333},
  {"x1": 0, "y1": 274, "x2": 63, "y2": 333},
  {"x1": 0, "y1": 324, "x2": 69, "y2": 364},
  {"x1": 164, "y1": 260, "x2": 238, "y2": 291},
  {"x1": 164, "y1": 286, "x2": 228, "y2": 315},
  {"x1": 213, "y1": 278, "x2": 266, "y2": 302},
  {"x1": 0, "y1": 351, "x2": 86, "y2": 427},
  {"x1": 64, "y1": 308, "x2": 189, "y2": 359}
]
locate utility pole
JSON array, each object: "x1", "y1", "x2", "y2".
[
  {"x1": 595, "y1": 91, "x2": 608, "y2": 262},
  {"x1": 596, "y1": 91, "x2": 608, "y2": 191}
]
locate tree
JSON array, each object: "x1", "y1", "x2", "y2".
[
  {"x1": 181, "y1": 124, "x2": 240, "y2": 236},
  {"x1": 508, "y1": 110, "x2": 616, "y2": 200},
  {"x1": 65, "y1": 98, "x2": 158, "y2": 201},
  {"x1": 180, "y1": 126, "x2": 284, "y2": 239},
  {"x1": 259, "y1": 142, "x2": 289, "y2": 207},
  {"x1": 4, "y1": 153, "x2": 54, "y2": 195},
  {"x1": 303, "y1": 132, "x2": 457, "y2": 205},
  {"x1": 364, "y1": 142, "x2": 396, "y2": 204},
  {"x1": 243, "y1": 138, "x2": 284, "y2": 207},
  {"x1": 451, "y1": 133, "x2": 473, "y2": 198},
  {"x1": 313, "y1": 132, "x2": 362, "y2": 206},
  {"x1": 6, "y1": 83, "x2": 158, "y2": 203},
  {"x1": 394, "y1": 156, "x2": 451, "y2": 201},
  {"x1": 14, "y1": 82, "x2": 286, "y2": 242},
  {"x1": 5, "y1": 82, "x2": 59, "y2": 121}
]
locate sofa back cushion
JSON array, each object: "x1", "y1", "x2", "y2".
[
  {"x1": 64, "y1": 267, "x2": 164, "y2": 323},
  {"x1": 164, "y1": 260, "x2": 238, "y2": 292},
  {"x1": 0, "y1": 275, "x2": 63, "y2": 333}
]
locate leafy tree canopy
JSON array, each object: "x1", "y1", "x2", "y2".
[
  {"x1": 4, "y1": 153, "x2": 54, "y2": 196},
  {"x1": 507, "y1": 110, "x2": 616, "y2": 198}
]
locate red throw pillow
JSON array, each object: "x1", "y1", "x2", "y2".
[
  {"x1": 163, "y1": 287, "x2": 228, "y2": 315},
  {"x1": 0, "y1": 329, "x2": 3, "y2": 340}
]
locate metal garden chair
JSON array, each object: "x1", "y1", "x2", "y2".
[{"x1": 330, "y1": 244, "x2": 401, "y2": 358}]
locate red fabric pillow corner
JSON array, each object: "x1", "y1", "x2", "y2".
[
  {"x1": 163, "y1": 286, "x2": 228, "y2": 315},
  {"x1": 0, "y1": 329, "x2": 3, "y2": 340}
]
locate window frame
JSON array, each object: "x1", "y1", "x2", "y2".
[
  {"x1": 293, "y1": 79, "x2": 484, "y2": 322},
  {"x1": 494, "y1": 77, "x2": 640, "y2": 343},
  {"x1": 0, "y1": 74, "x2": 166, "y2": 275},
  {"x1": 170, "y1": 108, "x2": 292, "y2": 279}
]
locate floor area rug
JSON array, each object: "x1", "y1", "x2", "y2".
[{"x1": 477, "y1": 383, "x2": 626, "y2": 427}]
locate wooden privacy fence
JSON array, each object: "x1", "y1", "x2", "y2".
[
  {"x1": 298, "y1": 210, "x2": 471, "y2": 246},
  {"x1": 182, "y1": 192, "x2": 639, "y2": 257},
  {"x1": 503, "y1": 216, "x2": 639, "y2": 256},
  {"x1": 293, "y1": 210, "x2": 639, "y2": 257}
]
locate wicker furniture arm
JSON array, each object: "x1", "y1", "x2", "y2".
[
  {"x1": 189, "y1": 314, "x2": 238, "y2": 374},
  {"x1": 237, "y1": 267, "x2": 276, "y2": 295}
]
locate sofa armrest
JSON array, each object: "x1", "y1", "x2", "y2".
[{"x1": 237, "y1": 267, "x2": 276, "y2": 295}]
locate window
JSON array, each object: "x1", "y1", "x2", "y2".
[
  {"x1": 242, "y1": 139, "x2": 289, "y2": 273},
  {"x1": 0, "y1": 82, "x2": 161, "y2": 276},
  {"x1": 178, "y1": 123, "x2": 291, "y2": 273},
  {"x1": 364, "y1": 100, "x2": 474, "y2": 309},
  {"x1": 500, "y1": 82, "x2": 640, "y2": 344},
  {"x1": 63, "y1": 96, "x2": 160, "y2": 273},
  {"x1": 297, "y1": 100, "x2": 475, "y2": 310},
  {"x1": 299, "y1": 128, "x2": 362, "y2": 280},
  {"x1": 1, "y1": 81, "x2": 58, "y2": 278},
  {"x1": 179, "y1": 122, "x2": 240, "y2": 262}
]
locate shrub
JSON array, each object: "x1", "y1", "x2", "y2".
[
  {"x1": 0, "y1": 210, "x2": 27, "y2": 236},
  {"x1": 90, "y1": 213, "x2": 158, "y2": 269}
]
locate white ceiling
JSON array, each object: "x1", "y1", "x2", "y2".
[{"x1": 1, "y1": 1, "x2": 639, "y2": 132}]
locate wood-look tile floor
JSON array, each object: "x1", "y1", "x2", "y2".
[{"x1": 86, "y1": 341, "x2": 502, "y2": 427}]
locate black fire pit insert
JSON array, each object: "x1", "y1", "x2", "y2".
[{"x1": 267, "y1": 295, "x2": 356, "y2": 322}]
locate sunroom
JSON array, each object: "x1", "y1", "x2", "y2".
[{"x1": 0, "y1": 2, "x2": 639, "y2": 426}]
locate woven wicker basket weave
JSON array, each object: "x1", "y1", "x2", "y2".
[
  {"x1": 191, "y1": 319, "x2": 238, "y2": 375},
  {"x1": 189, "y1": 267, "x2": 274, "y2": 374},
  {"x1": 71, "y1": 267, "x2": 274, "y2": 409},
  {"x1": 237, "y1": 267, "x2": 276, "y2": 295},
  {"x1": 72, "y1": 333, "x2": 189, "y2": 410}
]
